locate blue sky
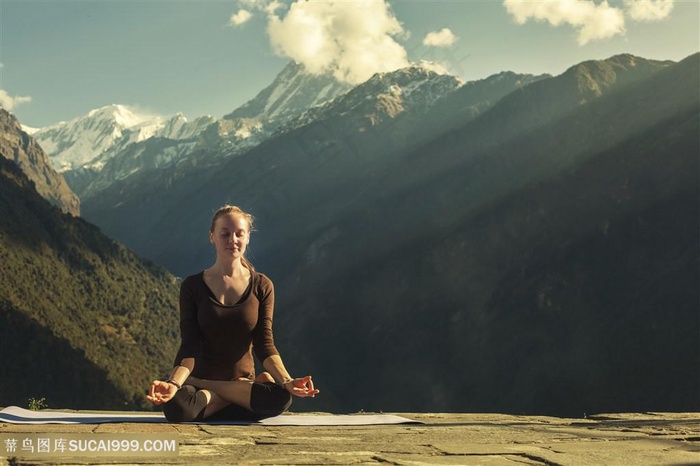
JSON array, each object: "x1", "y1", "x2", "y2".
[{"x1": 1, "y1": 0, "x2": 698, "y2": 128}]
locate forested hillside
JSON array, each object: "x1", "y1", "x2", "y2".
[{"x1": 0, "y1": 155, "x2": 179, "y2": 409}]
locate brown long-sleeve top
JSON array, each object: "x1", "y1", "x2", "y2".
[{"x1": 173, "y1": 270, "x2": 280, "y2": 381}]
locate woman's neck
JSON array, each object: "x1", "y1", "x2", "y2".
[{"x1": 209, "y1": 258, "x2": 247, "y2": 278}]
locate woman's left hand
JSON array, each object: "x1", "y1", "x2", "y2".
[
  {"x1": 284, "y1": 376, "x2": 319, "y2": 398},
  {"x1": 146, "y1": 380, "x2": 178, "y2": 405}
]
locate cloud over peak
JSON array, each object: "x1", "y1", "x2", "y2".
[
  {"x1": 236, "y1": 0, "x2": 410, "y2": 85},
  {"x1": 503, "y1": 0, "x2": 675, "y2": 45}
]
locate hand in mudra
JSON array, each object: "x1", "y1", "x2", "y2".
[
  {"x1": 146, "y1": 380, "x2": 178, "y2": 405},
  {"x1": 284, "y1": 376, "x2": 319, "y2": 398}
]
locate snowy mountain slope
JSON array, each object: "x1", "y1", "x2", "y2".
[
  {"x1": 277, "y1": 62, "x2": 464, "y2": 134},
  {"x1": 224, "y1": 61, "x2": 353, "y2": 123},
  {"x1": 38, "y1": 60, "x2": 475, "y2": 202},
  {"x1": 32, "y1": 61, "x2": 351, "y2": 198},
  {"x1": 82, "y1": 113, "x2": 215, "y2": 172},
  {"x1": 201, "y1": 60, "x2": 355, "y2": 159},
  {"x1": 58, "y1": 62, "x2": 352, "y2": 198},
  {"x1": 33, "y1": 105, "x2": 153, "y2": 172},
  {"x1": 66, "y1": 136, "x2": 202, "y2": 198},
  {"x1": 32, "y1": 105, "x2": 215, "y2": 172}
]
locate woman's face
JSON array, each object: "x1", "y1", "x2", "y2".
[{"x1": 210, "y1": 213, "x2": 250, "y2": 259}]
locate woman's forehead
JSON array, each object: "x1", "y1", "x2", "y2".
[{"x1": 214, "y1": 213, "x2": 249, "y2": 230}]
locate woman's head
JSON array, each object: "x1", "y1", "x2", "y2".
[
  {"x1": 210, "y1": 204, "x2": 254, "y2": 234},
  {"x1": 209, "y1": 205, "x2": 255, "y2": 270}
]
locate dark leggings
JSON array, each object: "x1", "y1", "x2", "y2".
[{"x1": 162, "y1": 382, "x2": 292, "y2": 423}]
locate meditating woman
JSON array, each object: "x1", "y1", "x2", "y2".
[{"x1": 147, "y1": 205, "x2": 319, "y2": 422}]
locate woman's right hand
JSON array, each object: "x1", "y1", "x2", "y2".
[
  {"x1": 283, "y1": 375, "x2": 319, "y2": 398},
  {"x1": 146, "y1": 380, "x2": 178, "y2": 405}
]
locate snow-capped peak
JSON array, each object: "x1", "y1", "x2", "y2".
[
  {"x1": 85, "y1": 104, "x2": 154, "y2": 129},
  {"x1": 413, "y1": 60, "x2": 451, "y2": 76},
  {"x1": 365, "y1": 61, "x2": 463, "y2": 88},
  {"x1": 30, "y1": 104, "x2": 157, "y2": 172},
  {"x1": 31, "y1": 104, "x2": 213, "y2": 173},
  {"x1": 275, "y1": 62, "x2": 464, "y2": 134},
  {"x1": 223, "y1": 60, "x2": 354, "y2": 124}
]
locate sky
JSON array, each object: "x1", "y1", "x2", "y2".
[{"x1": 1, "y1": 0, "x2": 698, "y2": 128}]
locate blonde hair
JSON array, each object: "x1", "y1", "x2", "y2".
[{"x1": 210, "y1": 204, "x2": 255, "y2": 271}]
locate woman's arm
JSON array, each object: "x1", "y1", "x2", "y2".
[
  {"x1": 167, "y1": 358, "x2": 194, "y2": 387},
  {"x1": 254, "y1": 275, "x2": 318, "y2": 397},
  {"x1": 147, "y1": 277, "x2": 200, "y2": 405}
]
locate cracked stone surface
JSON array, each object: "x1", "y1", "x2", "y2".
[{"x1": 1, "y1": 412, "x2": 698, "y2": 465}]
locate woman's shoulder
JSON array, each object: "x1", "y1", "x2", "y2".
[
  {"x1": 180, "y1": 271, "x2": 204, "y2": 289},
  {"x1": 251, "y1": 271, "x2": 274, "y2": 288},
  {"x1": 252, "y1": 270, "x2": 274, "y2": 292}
]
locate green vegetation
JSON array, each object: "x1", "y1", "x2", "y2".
[
  {"x1": 27, "y1": 397, "x2": 48, "y2": 411},
  {"x1": 0, "y1": 156, "x2": 180, "y2": 410}
]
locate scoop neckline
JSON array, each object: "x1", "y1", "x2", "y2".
[{"x1": 200, "y1": 270, "x2": 254, "y2": 307}]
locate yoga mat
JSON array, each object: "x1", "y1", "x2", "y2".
[{"x1": 0, "y1": 406, "x2": 420, "y2": 426}]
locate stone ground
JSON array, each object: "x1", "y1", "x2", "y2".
[{"x1": 1, "y1": 411, "x2": 698, "y2": 465}]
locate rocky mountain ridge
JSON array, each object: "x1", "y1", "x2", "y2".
[
  {"x1": 0, "y1": 108, "x2": 80, "y2": 216},
  {"x1": 276, "y1": 62, "x2": 465, "y2": 135}
]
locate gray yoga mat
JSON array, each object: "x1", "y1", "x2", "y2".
[{"x1": 0, "y1": 406, "x2": 420, "y2": 426}]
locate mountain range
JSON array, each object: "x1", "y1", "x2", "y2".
[
  {"x1": 29, "y1": 61, "x2": 354, "y2": 201},
  {"x1": 29, "y1": 104, "x2": 216, "y2": 173},
  {"x1": 74, "y1": 62, "x2": 545, "y2": 273},
  {"x1": 4, "y1": 53, "x2": 699, "y2": 415}
]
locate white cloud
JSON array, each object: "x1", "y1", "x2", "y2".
[
  {"x1": 624, "y1": 0, "x2": 674, "y2": 22},
  {"x1": 423, "y1": 28, "x2": 459, "y2": 48},
  {"x1": 236, "y1": 0, "x2": 409, "y2": 85},
  {"x1": 0, "y1": 89, "x2": 32, "y2": 111},
  {"x1": 230, "y1": 9, "x2": 252, "y2": 26},
  {"x1": 503, "y1": 0, "x2": 626, "y2": 45}
]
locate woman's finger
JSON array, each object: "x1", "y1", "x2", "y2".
[{"x1": 149, "y1": 382, "x2": 157, "y2": 398}]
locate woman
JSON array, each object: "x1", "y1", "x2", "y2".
[{"x1": 147, "y1": 205, "x2": 319, "y2": 422}]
